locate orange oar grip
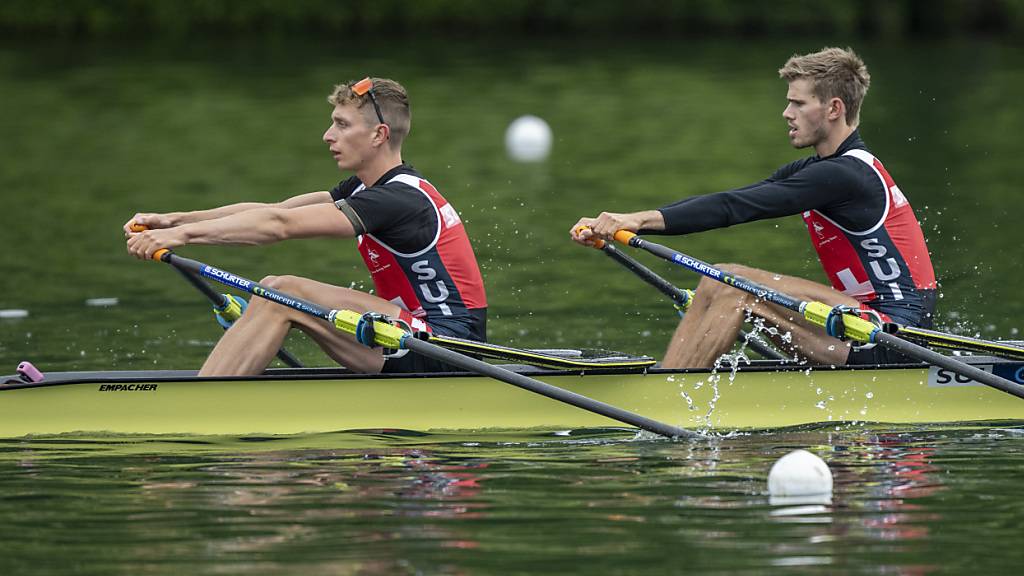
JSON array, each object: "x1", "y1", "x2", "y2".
[
  {"x1": 573, "y1": 225, "x2": 606, "y2": 249},
  {"x1": 130, "y1": 223, "x2": 171, "y2": 261},
  {"x1": 613, "y1": 230, "x2": 637, "y2": 244}
]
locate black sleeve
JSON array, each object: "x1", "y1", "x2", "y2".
[
  {"x1": 343, "y1": 183, "x2": 437, "y2": 253},
  {"x1": 329, "y1": 176, "x2": 361, "y2": 202},
  {"x1": 768, "y1": 157, "x2": 814, "y2": 181},
  {"x1": 650, "y1": 158, "x2": 864, "y2": 236}
]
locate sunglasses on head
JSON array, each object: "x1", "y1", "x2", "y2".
[{"x1": 351, "y1": 77, "x2": 386, "y2": 126}]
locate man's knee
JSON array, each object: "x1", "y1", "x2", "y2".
[
  {"x1": 695, "y1": 275, "x2": 724, "y2": 293},
  {"x1": 247, "y1": 275, "x2": 303, "y2": 316},
  {"x1": 714, "y1": 262, "x2": 755, "y2": 276},
  {"x1": 714, "y1": 263, "x2": 788, "y2": 287},
  {"x1": 260, "y1": 274, "x2": 299, "y2": 290},
  {"x1": 696, "y1": 264, "x2": 752, "y2": 293},
  {"x1": 261, "y1": 274, "x2": 318, "y2": 298}
]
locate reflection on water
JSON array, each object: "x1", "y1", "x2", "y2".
[
  {"x1": 2, "y1": 426, "x2": 1022, "y2": 574},
  {"x1": 763, "y1": 435, "x2": 950, "y2": 574}
]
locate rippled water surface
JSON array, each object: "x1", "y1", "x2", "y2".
[{"x1": 3, "y1": 426, "x2": 1024, "y2": 575}]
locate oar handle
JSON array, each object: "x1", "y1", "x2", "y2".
[
  {"x1": 571, "y1": 226, "x2": 638, "y2": 249},
  {"x1": 613, "y1": 230, "x2": 637, "y2": 244},
  {"x1": 573, "y1": 225, "x2": 607, "y2": 249},
  {"x1": 128, "y1": 224, "x2": 173, "y2": 262}
]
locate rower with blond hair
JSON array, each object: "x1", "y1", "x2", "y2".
[
  {"x1": 126, "y1": 77, "x2": 487, "y2": 376},
  {"x1": 572, "y1": 47, "x2": 936, "y2": 368}
]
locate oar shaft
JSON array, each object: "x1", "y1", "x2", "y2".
[
  {"x1": 173, "y1": 265, "x2": 229, "y2": 308},
  {"x1": 402, "y1": 338, "x2": 694, "y2": 438},
  {"x1": 887, "y1": 324, "x2": 1024, "y2": 361},
  {"x1": 597, "y1": 241, "x2": 785, "y2": 361},
  {"x1": 133, "y1": 225, "x2": 303, "y2": 367},
  {"x1": 599, "y1": 243, "x2": 691, "y2": 308},
  {"x1": 168, "y1": 255, "x2": 304, "y2": 368},
  {"x1": 161, "y1": 251, "x2": 334, "y2": 320},
  {"x1": 153, "y1": 250, "x2": 696, "y2": 438},
  {"x1": 619, "y1": 232, "x2": 804, "y2": 312},
  {"x1": 611, "y1": 230, "x2": 1024, "y2": 401}
]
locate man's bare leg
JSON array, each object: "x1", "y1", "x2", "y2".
[
  {"x1": 662, "y1": 276, "x2": 753, "y2": 368},
  {"x1": 198, "y1": 275, "x2": 405, "y2": 377},
  {"x1": 662, "y1": 264, "x2": 863, "y2": 369}
]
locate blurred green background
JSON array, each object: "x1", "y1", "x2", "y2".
[
  {"x1": 1, "y1": 1, "x2": 1022, "y2": 371},
  {"x1": 2, "y1": 0, "x2": 1023, "y2": 37}
]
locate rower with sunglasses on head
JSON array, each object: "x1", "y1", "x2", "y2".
[
  {"x1": 125, "y1": 77, "x2": 487, "y2": 376},
  {"x1": 571, "y1": 47, "x2": 937, "y2": 369}
]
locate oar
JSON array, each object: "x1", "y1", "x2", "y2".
[
  {"x1": 130, "y1": 224, "x2": 303, "y2": 368},
  {"x1": 595, "y1": 239, "x2": 694, "y2": 310},
  {"x1": 145, "y1": 248, "x2": 697, "y2": 439},
  {"x1": 173, "y1": 264, "x2": 304, "y2": 368},
  {"x1": 588, "y1": 238, "x2": 785, "y2": 360},
  {"x1": 883, "y1": 324, "x2": 1024, "y2": 361},
  {"x1": 611, "y1": 231, "x2": 1024, "y2": 401}
]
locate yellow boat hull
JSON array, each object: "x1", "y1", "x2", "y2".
[{"x1": 3, "y1": 360, "x2": 1024, "y2": 437}]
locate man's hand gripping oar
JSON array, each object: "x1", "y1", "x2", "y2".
[
  {"x1": 610, "y1": 230, "x2": 1024, "y2": 401},
  {"x1": 572, "y1": 226, "x2": 784, "y2": 361},
  {"x1": 128, "y1": 224, "x2": 303, "y2": 367}
]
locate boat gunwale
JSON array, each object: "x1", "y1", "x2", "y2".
[{"x1": 0, "y1": 359, "x2": 943, "y2": 391}]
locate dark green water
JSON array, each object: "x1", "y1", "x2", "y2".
[
  {"x1": 2, "y1": 36, "x2": 1024, "y2": 574},
  {"x1": 3, "y1": 426, "x2": 1024, "y2": 575}
]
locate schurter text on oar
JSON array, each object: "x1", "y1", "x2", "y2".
[
  {"x1": 98, "y1": 384, "x2": 159, "y2": 392},
  {"x1": 201, "y1": 265, "x2": 252, "y2": 289},
  {"x1": 674, "y1": 255, "x2": 722, "y2": 279}
]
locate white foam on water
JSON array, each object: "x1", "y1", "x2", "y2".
[{"x1": 85, "y1": 298, "x2": 120, "y2": 307}]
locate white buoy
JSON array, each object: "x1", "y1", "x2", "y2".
[
  {"x1": 0, "y1": 309, "x2": 28, "y2": 319},
  {"x1": 505, "y1": 115, "x2": 552, "y2": 162},
  {"x1": 768, "y1": 449, "x2": 833, "y2": 497}
]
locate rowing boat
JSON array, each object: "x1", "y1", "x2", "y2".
[
  {"x1": 9, "y1": 241, "x2": 1016, "y2": 440},
  {"x1": 4, "y1": 356, "x2": 1023, "y2": 437}
]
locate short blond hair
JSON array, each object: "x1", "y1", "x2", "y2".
[
  {"x1": 328, "y1": 77, "x2": 411, "y2": 149},
  {"x1": 779, "y1": 47, "x2": 871, "y2": 126}
]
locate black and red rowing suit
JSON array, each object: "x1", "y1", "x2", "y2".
[
  {"x1": 649, "y1": 130, "x2": 937, "y2": 330},
  {"x1": 331, "y1": 164, "x2": 487, "y2": 370}
]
